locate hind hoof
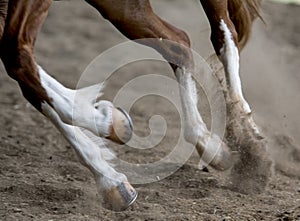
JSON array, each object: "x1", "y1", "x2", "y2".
[
  {"x1": 196, "y1": 134, "x2": 239, "y2": 171},
  {"x1": 209, "y1": 144, "x2": 239, "y2": 171},
  {"x1": 108, "y1": 107, "x2": 133, "y2": 144},
  {"x1": 102, "y1": 182, "x2": 138, "y2": 211}
]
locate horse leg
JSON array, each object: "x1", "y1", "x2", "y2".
[
  {"x1": 200, "y1": 0, "x2": 260, "y2": 135},
  {"x1": 42, "y1": 103, "x2": 137, "y2": 211},
  {"x1": 0, "y1": 0, "x2": 132, "y2": 144},
  {"x1": 87, "y1": 0, "x2": 235, "y2": 170},
  {"x1": 200, "y1": 0, "x2": 273, "y2": 193},
  {"x1": 0, "y1": 0, "x2": 136, "y2": 210}
]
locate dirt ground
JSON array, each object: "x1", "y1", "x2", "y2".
[{"x1": 0, "y1": 1, "x2": 299, "y2": 220}]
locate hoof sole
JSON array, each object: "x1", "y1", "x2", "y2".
[
  {"x1": 103, "y1": 182, "x2": 138, "y2": 211},
  {"x1": 108, "y1": 107, "x2": 133, "y2": 144}
]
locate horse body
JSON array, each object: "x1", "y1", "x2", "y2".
[{"x1": 0, "y1": 0, "x2": 263, "y2": 211}]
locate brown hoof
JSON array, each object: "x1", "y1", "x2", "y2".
[
  {"x1": 108, "y1": 107, "x2": 133, "y2": 144},
  {"x1": 102, "y1": 182, "x2": 138, "y2": 211}
]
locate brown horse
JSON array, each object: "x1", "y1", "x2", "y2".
[{"x1": 0, "y1": 0, "x2": 265, "y2": 211}]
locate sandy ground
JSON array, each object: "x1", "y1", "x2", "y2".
[{"x1": 0, "y1": 0, "x2": 299, "y2": 220}]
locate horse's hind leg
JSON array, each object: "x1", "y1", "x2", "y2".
[
  {"x1": 87, "y1": 0, "x2": 236, "y2": 170},
  {"x1": 200, "y1": 0, "x2": 273, "y2": 193},
  {"x1": 1, "y1": 0, "x2": 137, "y2": 210},
  {"x1": 200, "y1": 0, "x2": 259, "y2": 134},
  {"x1": 200, "y1": 1, "x2": 249, "y2": 112}
]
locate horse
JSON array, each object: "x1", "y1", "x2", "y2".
[{"x1": 0, "y1": 0, "x2": 266, "y2": 211}]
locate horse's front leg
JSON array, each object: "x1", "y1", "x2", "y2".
[
  {"x1": 42, "y1": 103, "x2": 137, "y2": 211},
  {"x1": 0, "y1": 0, "x2": 136, "y2": 210},
  {"x1": 1, "y1": 0, "x2": 132, "y2": 145},
  {"x1": 36, "y1": 65, "x2": 133, "y2": 145},
  {"x1": 88, "y1": 0, "x2": 236, "y2": 170}
]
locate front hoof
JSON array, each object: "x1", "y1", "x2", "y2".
[
  {"x1": 108, "y1": 107, "x2": 133, "y2": 144},
  {"x1": 102, "y1": 182, "x2": 138, "y2": 211}
]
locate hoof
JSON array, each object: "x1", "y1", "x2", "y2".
[
  {"x1": 102, "y1": 182, "x2": 138, "y2": 211},
  {"x1": 210, "y1": 146, "x2": 240, "y2": 171},
  {"x1": 108, "y1": 107, "x2": 133, "y2": 144},
  {"x1": 196, "y1": 137, "x2": 239, "y2": 171}
]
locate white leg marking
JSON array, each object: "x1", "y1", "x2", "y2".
[
  {"x1": 41, "y1": 102, "x2": 127, "y2": 190},
  {"x1": 37, "y1": 65, "x2": 113, "y2": 138},
  {"x1": 39, "y1": 68, "x2": 137, "y2": 210},
  {"x1": 175, "y1": 68, "x2": 232, "y2": 168},
  {"x1": 175, "y1": 68, "x2": 207, "y2": 145},
  {"x1": 219, "y1": 19, "x2": 251, "y2": 114}
]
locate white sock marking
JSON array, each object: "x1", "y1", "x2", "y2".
[
  {"x1": 37, "y1": 65, "x2": 113, "y2": 137},
  {"x1": 41, "y1": 102, "x2": 126, "y2": 190},
  {"x1": 176, "y1": 68, "x2": 206, "y2": 145},
  {"x1": 219, "y1": 19, "x2": 251, "y2": 114},
  {"x1": 176, "y1": 68, "x2": 228, "y2": 166}
]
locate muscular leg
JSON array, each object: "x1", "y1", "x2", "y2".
[
  {"x1": 0, "y1": 0, "x2": 132, "y2": 144},
  {"x1": 200, "y1": 0, "x2": 260, "y2": 135},
  {"x1": 200, "y1": 0, "x2": 250, "y2": 112},
  {"x1": 0, "y1": 0, "x2": 136, "y2": 210},
  {"x1": 87, "y1": 0, "x2": 235, "y2": 170},
  {"x1": 200, "y1": 0, "x2": 273, "y2": 193}
]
